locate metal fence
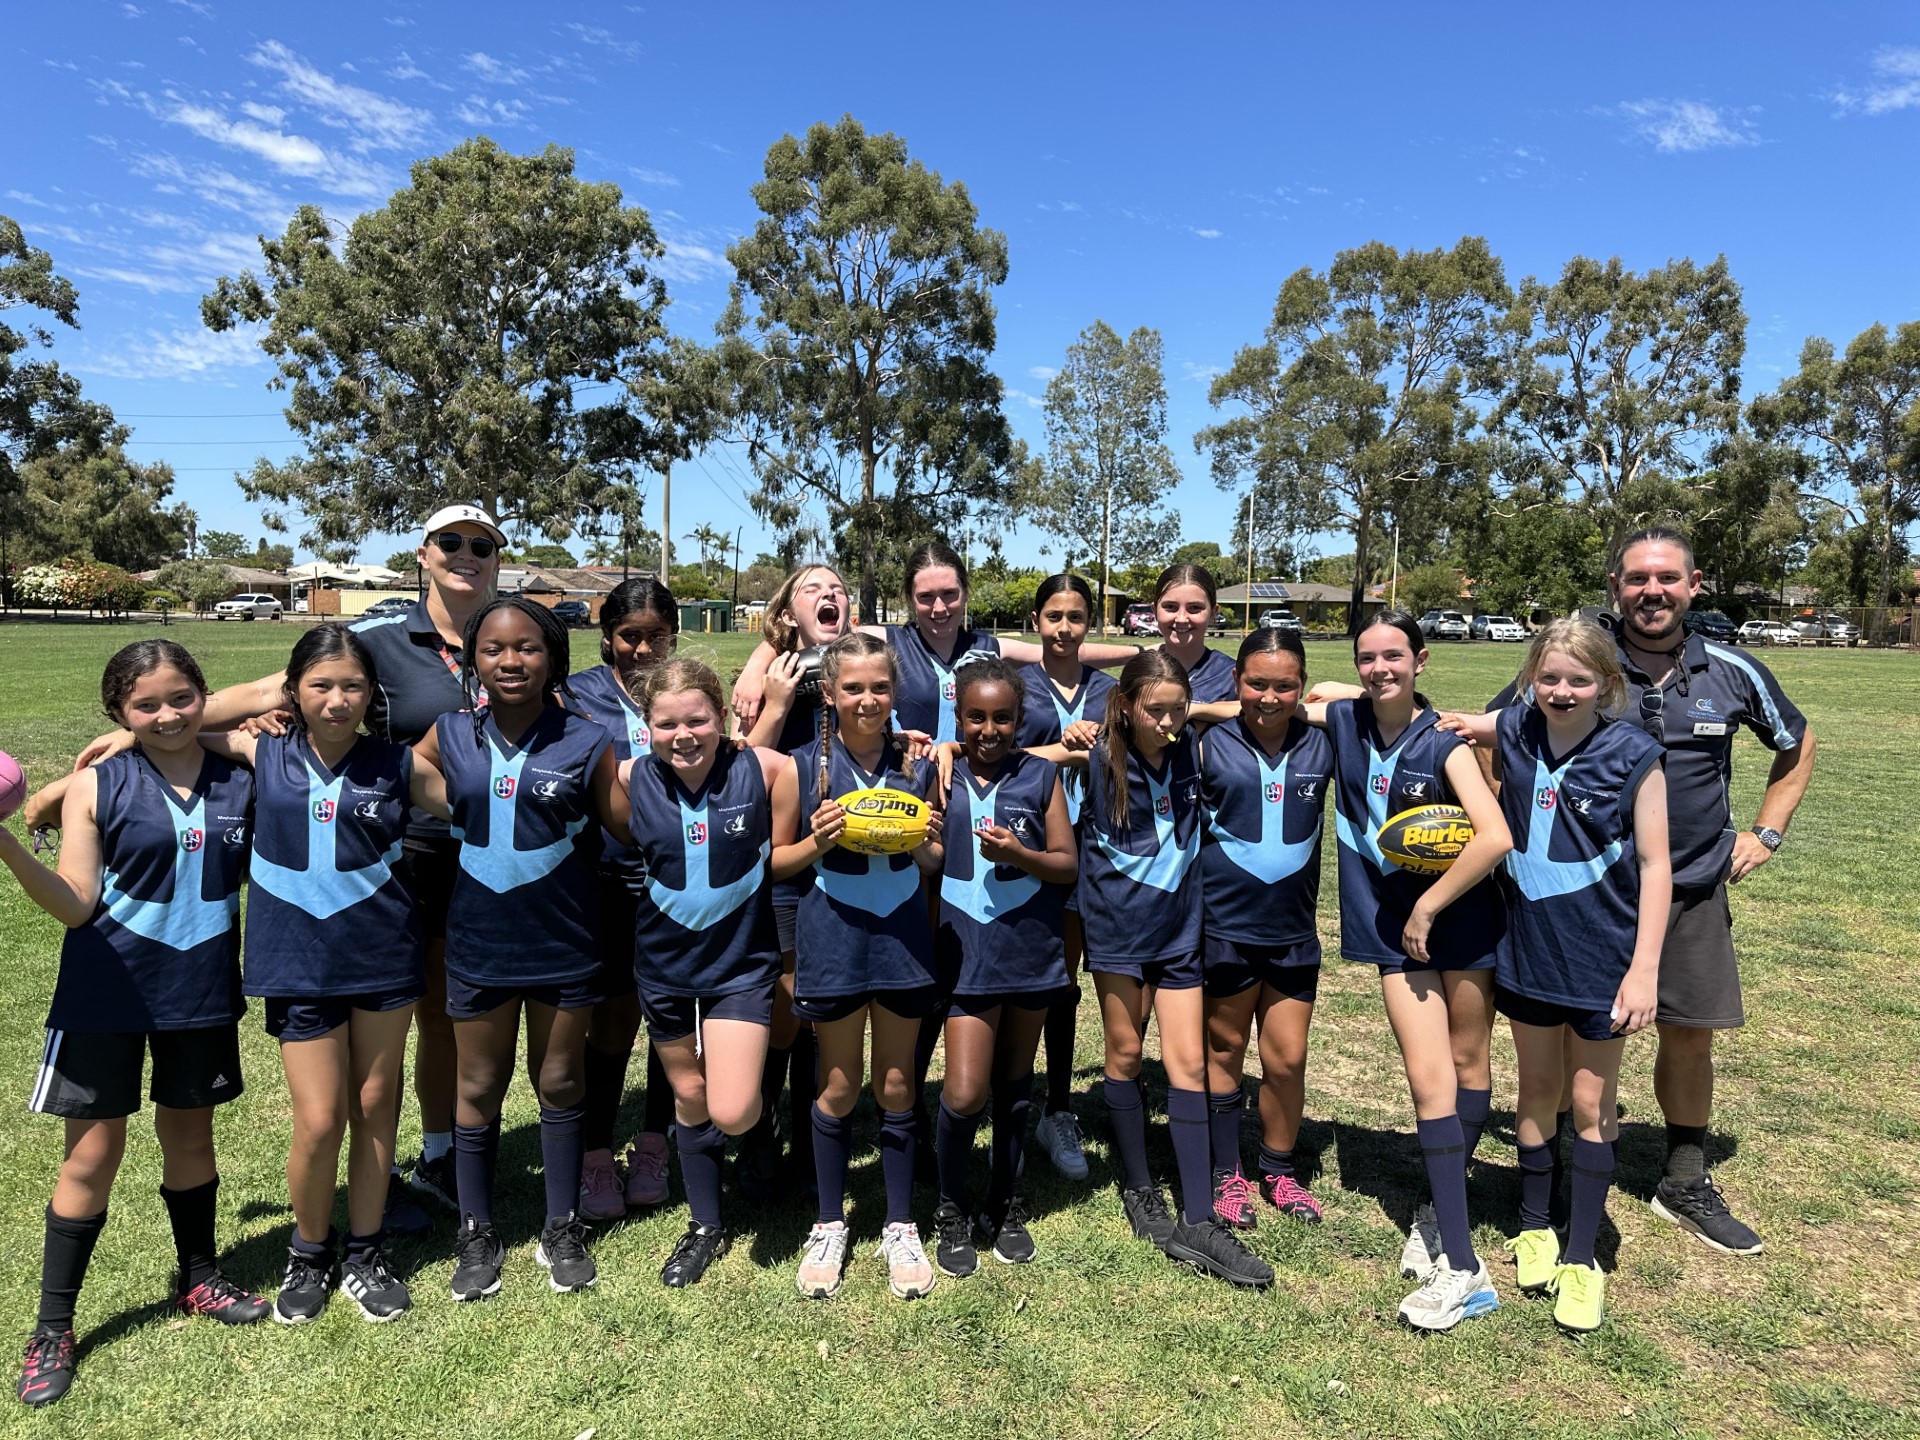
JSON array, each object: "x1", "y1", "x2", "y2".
[{"x1": 1718, "y1": 604, "x2": 1915, "y2": 650}]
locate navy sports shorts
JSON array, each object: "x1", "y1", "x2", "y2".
[
  {"x1": 1494, "y1": 985, "x2": 1620, "y2": 1043},
  {"x1": 948, "y1": 986, "x2": 1071, "y2": 1019},
  {"x1": 641, "y1": 980, "x2": 777, "y2": 1043},
  {"x1": 444, "y1": 972, "x2": 603, "y2": 1020},
  {"x1": 1087, "y1": 949, "x2": 1203, "y2": 991},
  {"x1": 791, "y1": 985, "x2": 947, "y2": 1024},
  {"x1": 265, "y1": 988, "x2": 420, "y2": 1043},
  {"x1": 1201, "y1": 936, "x2": 1323, "y2": 1001}
]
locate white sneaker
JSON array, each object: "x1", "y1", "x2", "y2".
[
  {"x1": 874, "y1": 1221, "x2": 936, "y2": 1299},
  {"x1": 795, "y1": 1221, "x2": 850, "y2": 1300},
  {"x1": 1399, "y1": 1202, "x2": 1442, "y2": 1281},
  {"x1": 1034, "y1": 1109, "x2": 1091, "y2": 1181},
  {"x1": 1398, "y1": 1254, "x2": 1500, "y2": 1331}
]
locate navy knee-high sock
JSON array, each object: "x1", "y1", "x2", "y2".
[
  {"x1": 1517, "y1": 1141, "x2": 1555, "y2": 1232},
  {"x1": 676, "y1": 1119, "x2": 726, "y2": 1229},
  {"x1": 879, "y1": 1108, "x2": 917, "y2": 1225},
  {"x1": 989, "y1": 1075, "x2": 1034, "y2": 1210},
  {"x1": 811, "y1": 1103, "x2": 854, "y2": 1224},
  {"x1": 787, "y1": 1029, "x2": 818, "y2": 1171},
  {"x1": 1208, "y1": 1085, "x2": 1245, "y2": 1178},
  {"x1": 1166, "y1": 1087, "x2": 1214, "y2": 1225},
  {"x1": 1257, "y1": 1143, "x2": 1296, "y2": 1181},
  {"x1": 1563, "y1": 1138, "x2": 1615, "y2": 1267},
  {"x1": 641, "y1": 1045, "x2": 673, "y2": 1136},
  {"x1": 1043, "y1": 986, "x2": 1081, "y2": 1113},
  {"x1": 936, "y1": 1098, "x2": 983, "y2": 1210},
  {"x1": 454, "y1": 1117, "x2": 501, "y2": 1226},
  {"x1": 1103, "y1": 1076, "x2": 1151, "y2": 1192},
  {"x1": 539, "y1": 1104, "x2": 585, "y2": 1225},
  {"x1": 1549, "y1": 1109, "x2": 1573, "y2": 1229},
  {"x1": 752, "y1": 1041, "x2": 792, "y2": 1146},
  {"x1": 1457, "y1": 1087, "x2": 1491, "y2": 1162},
  {"x1": 1416, "y1": 1115, "x2": 1476, "y2": 1269},
  {"x1": 582, "y1": 1044, "x2": 631, "y2": 1154}
]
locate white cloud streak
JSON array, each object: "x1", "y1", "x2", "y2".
[
  {"x1": 1618, "y1": 98, "x2": 1759, "y2": 152},
  {"x1": 248, "y1": 39, "x2": 432, "y2": 151},
  {"x1": 1833, "y1": 45, "x2": 1920, "y2": 115}
]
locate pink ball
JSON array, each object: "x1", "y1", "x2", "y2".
[{"x1": 0, "y1": 751, "x2": 24, "y2": 822}]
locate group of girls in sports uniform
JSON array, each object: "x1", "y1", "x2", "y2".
[{"x1": 0, "y1": 536, "x2": 1672, "y2": 1408}]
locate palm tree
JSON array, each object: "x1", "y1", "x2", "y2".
[{"x1": 686, "y1": 523, "x2": 729, "y2": 579}]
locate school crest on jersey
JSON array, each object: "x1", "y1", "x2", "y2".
[
  {"x1": 1370, "y1": 774, "x2": 1390, "y2": 796},
  {"x1": 1536, "y1": 786, "x2": 1557, "y2": 811},
  {"x1": 943, "y1": 679, "x2": 957, "y2": 702},
  {"x1": 312, "y1": 798, "x2": 336, "y2": 823},
  {"x1": 686, "y1": 821, "x2": 708, "y2": 846},
  {"x1": 1264, "y1": 781, "x2": 1284, "y2": 804},
  {"x1": 1155, "y1": 794, "x2": 1172, "y2": 816},
  {"x1": 179, "y1": 827, "x2": 204, "y2": 852},
  {"x1": 974, "y1": 813, "x2": 996, "y2": 836},
  {"x1": 493, "y1": 776, "x2": 516, "y2": 800}
]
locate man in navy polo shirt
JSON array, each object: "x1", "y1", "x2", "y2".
[{"x1": 1495, "y1": 526, "x2": 1817, "y2": 1254}]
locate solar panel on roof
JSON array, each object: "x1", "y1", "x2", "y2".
[{"x1": 1248, "y1": 582, "x2": 1291, "y2": 600}]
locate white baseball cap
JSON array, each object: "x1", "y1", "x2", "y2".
[{"x1": 421, "y1": 504, "x2": 506, "y2": 547}]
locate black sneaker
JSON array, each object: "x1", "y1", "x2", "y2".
[
  {"x1": 978, "y1": 1197, "x2": 1036, "y2": 1265},
  {"x1": 660, "y1": 1221, "x2": 729, "y2": 1288},
  {"x1": 736, "y1": 1123, "x2": 781, "y2": 1208},
  {"x1": 914, "y1": 1112, "x2": 939, "y2": 1189},
  {"x1": 450, "y1": 1216, "x2": 504, "y2": 1301},
  {"x1": 272, "y1": 1242, "x2": 336, "y2": 1325},
  {"x1": 17, "y1": 1326, "x2": 75, "y2": 1408},
  {"x1": 174, "y1": 1270, "x2": 271, "y2": 1325},
  {"x1": 408, "y1": 1152, "x2": 458, "y2": 1212},
  {"x1": 1651, "y1": 1174, "x2": 1763, "y2": 1255},
  {"x1": 1121, "y1": 1185, "x2": 1178, "y2": 1251},
  {"x1": 537, "y1": 1214, "x2": 597, "y2": 1292},
  {"x1": 1165, "y1": 1217, "x2": 1274, "y2": 1290},
  {"x1": 341, "y1": 1247, "x2": 411, "y2": 1322},
  {"x1": 932, "y1": 1200, "x2": 977, "y2": 1278},
  {"x1": 383, "y1": 1171, "x2": 432, "y2": 1240}
]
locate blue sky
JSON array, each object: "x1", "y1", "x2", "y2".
[{"x1": 5, "y1": 1, "x2": 1918, "y2": 569}]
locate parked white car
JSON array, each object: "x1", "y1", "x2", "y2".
[
  {"x1": 1418, "y1": 609, "x2": 1470, "y2": 641},
  {"x1": 1258, "y1": 608, "x2": 1302, "y2": 631},
  {"x1": 214, "y1": 592, "x2": 283, "y2": 621},
  {"x1": 1736, "y1": 620, "x2": 1797, "y2": 646},
  {"x1": 1471, "y1": 614, "x2": 1527, "y2": 641}
]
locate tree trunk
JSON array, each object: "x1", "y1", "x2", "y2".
[
  {"x1": 858, "y1": 443, "x2": 879, "y2": 624},
  {"x1": 1099, "y1": 472, "x2": 1113, "y2": 637},
  {"x1": 1348, "y1": 490, "x2": 1372, "y2": 635},
  {"x1": 1870, "y1": 495, "x2": 1900, "y2": 644},
  {"x1": 660, "y1": 459, "x2": 672, "y2": 579}
]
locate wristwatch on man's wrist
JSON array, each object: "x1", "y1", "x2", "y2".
[{"x1": 1750, "y1": 825, "x2": 1784, "y2": 852}]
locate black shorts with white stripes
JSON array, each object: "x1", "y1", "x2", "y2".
[{"x1": 29, "y1": 1023, "x2": 245, "y2": 1119}]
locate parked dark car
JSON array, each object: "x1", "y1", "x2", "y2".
[
  {"x1": 552, "y1": 600, "x2": 592, "y2": 626},
  {"x1": 1682, "y1": 610, "x2": 1737, "y2": 641}
]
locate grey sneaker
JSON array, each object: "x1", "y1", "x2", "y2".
[
  {"x1": 1651, "y1": 1174, "x2": 1762, "y2": 1255},
  {"x1": 1399, "y1": 1202, "x2": 1442, "y2": 1281},
  {"x1": 1034, "y1": 1109, "x2": 1091, "y2": 1181},
  {"x1": 1399, "y1": 1254, "x2": 1499, "y2": 1330}
]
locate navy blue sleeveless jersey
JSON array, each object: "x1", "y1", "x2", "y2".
[
  {"x1": 1326, "y1": 699, "x2": 1505, "y2": 966},
  {"x1": 627, "y1": 747, "x2": 779, "y2": 998},
  {"x1": 349, "y1": 601, "x2": 476, "y2": 844},
  {"x1": 50, "y1": 750, "x2": 250, "y2": 1033},
  {"x1": 1200, "y1": 717, "x2": 1331, "y2": 947},
  {"x1": 244, "y1": 733, "x2": 423, "y2": 999},
  {"x1": 1167, "y1": 644, "x2": 1237, "y2": 705},
  {"x1": 886, "y1": 625, "x2": 1002, "y2": 743},
  {"x1": 566, "y1": 664, "x2": 651, "y2": 882},
  {"x1": 1016, "y1": 664, "x2": 1115, "y2": 826},
  {"x1": 939, "y1": 752, "x2": 1068, "y2": 995},
  {"x1": 1495, "y1": 707, "x2": 1663, "y2": 1008},
  {"x1": 438, "y1": 707, "x2": 611, "y2": 987},
  {"x1": 791, "y1": 737, "x2": 938, "y2": 998},
  {"x1": 1078, "y1": 730, "x2": 1204, "y2": 964}
]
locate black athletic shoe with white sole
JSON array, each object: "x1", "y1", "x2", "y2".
[
  {"x1": 1165, "y1": 1217, "x2": 1274, "y2": 1289},
  {"x1": 1651, "y1": 1174, "x2": 1762, "y2": 1255},
  {"x1": 660, "y1": 1221, "x2": 728, "y2": 1288},
  {"x1": 1121, "y1": 1185, "x2": 1178, "y2": 1251},
  {"x1": 537, "y1": 1215, "x2": 597, "y2": 1292},
  {"x1": 933, "y1": 1200, "x2": 978, "y2": 1278},
  {"x1": 273, "y1": 1243, "x2": 336, "y2": 1325},
  {"x1": 408, "y1": 1152, "x2": 459, "y2": 1212},
  {"x1": 979, "y1": 1197, "x2": 1036, "y2": 1265},
  {"x1": 450, "y1": 1217, "x2": 504, "y2": 1301},
  {"x1": 341, "y1": 1248, "x2": 411, "y2": 1321}
]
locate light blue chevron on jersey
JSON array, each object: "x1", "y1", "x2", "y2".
[
  {"x1": 250, "y1": 757, "x2": 405, "y2": 919},
  {"x1": 453, "y1": 736, "x2": 588, "y2": 892},
  {"x1": 647, "y1": 792, "x2": 767, "y2": 930},
  {"x1": 945, "y1": 777, "x2": 1042, "y2": 924},
  {"x1": 1097, "y1": 763, "x2": 1198, "y2": 893},
  {"x1": 1209, "y1": 747, "x2": 1318, "y2": 884},
  {"x1": 1334, "y1": 743, "x2": 1399, "y2": 871},
  {"x1": 101, "y1": 794, "x2": 237, "y2": 949},
  {"x1": 1506, "y1": 751, "x2": 1622, "y2": 901},
  {"x1": 816, "y1": 852, "x2": 923, "y2": 917}
]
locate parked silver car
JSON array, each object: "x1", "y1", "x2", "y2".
[
  {"x1": 1258, "y1": 608, "x2": 1302, "y2": 631},
  {"x1": 213, "y1": 592, "x2": 283, "y2": 621},
  {"x1": 1418, "y1": 609, "x2": 1470, "y2": 641}
]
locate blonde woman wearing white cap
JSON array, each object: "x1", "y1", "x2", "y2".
[{"x1": 73, "y1": 503, "x2": 508, "y2": 1236}]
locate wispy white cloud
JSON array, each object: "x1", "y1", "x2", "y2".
[
  {"x1": 1832, "y1": 45, "x2": 1920, "y2": 115},
  {"x1": 562, "y1": 22, "x2": 642, "y2": 59},
  {"x1": 1191, "y1": 226, "x2": 1222, "y2": 239},
  {"x1": 628, "y1": 167, "x2": 679, "y2": 187},
  {"x1": 79, "y1": 323, "x2": 267, "y2": 380},
  {"x1": 127, "y1": 151, "x2": 288, "y2": 225},
  {"x1": 240, "y1": 101, "x2": 285, "y2": 125},
  {"x1": 1003, "y1": 387, "x2": 1044, "y2": 411},
  {"x1": 465, "y1": 51, "x2": 528, "y2": 85},
  {"x1": 388, "y1": 51, "x2": 431, "y2": 82},
  {"x1": 171, "y1": 0, "x2": 214, "y2": 15},
  {"x1": 1618, "y1": 98, "x2": 1759, "y2": 152},
  {"x1": 248, "y1": 39, "x2": 431, "y2": 151},
  {"x1": 454, "y1": 95, "x2": 529, "y2": 127},
  {"x1": 1027, "y1": 365, "x2": 1056, "y2": 382},
  {"x1": 122, "y1": 4, "x2": 145, "y2": 17},
  {"x1": 122, "y1": 85, "x2": 389, "y2": 197}
]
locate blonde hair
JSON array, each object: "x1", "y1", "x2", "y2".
[
  {"x1": 1518, "y1": 620, "x2": 1628, "y2": 717},
  {"x1": 638, "y1": 656, "x2": 726, "y2": 725},
  {"x1": 762, "y1": 564, "x2": 847, "y2": 654}
]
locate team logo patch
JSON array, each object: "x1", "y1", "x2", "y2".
[
  {"x1": 1297, "y1": 781, "x2": 1320, "y2": 801},
  {"x1": 312, "y1": 799, "x2": 336, "y2": 823},
  {"x1": 974, "y1": 815, "x2": 996, "y2": 836},
  {"x1": 1370, "y1": 775, "x2": 1390, "y2": 796},
  {"x1": 354, "y1": 800, "x2": 383, "y2": 821},
  {"x1": 943, "y1": 680, "x2": 956, "y2": 702},
  {"x1": 180, "y1": 827, "x2": 204, "y2": 852},
  {"x1": 1264, "y1": 781, "x2": 1284, "y2": 803},
  {"x1": 1570, "y1": 796, "x2": 1593, "y2": 816},
  {"x1": 223, "y1": 827, "x2": 247, "y2": 846},
  {"x1": 531, "y1": 779, "x2": 562, "y2": 800},
  {"x1": 493, "y1": 776, "x2": 516, "y2": 799},
  {"x1": 1405, "y1": 780, "x2": 1430, "y2": 800},
  {"x1": 723, "y1": 814, "x2": 748, "y2": 837},
  {"x1": 687, "y1": 822, "x2": 708, "y2": 846},
  {"x1": 1536, "y1": 786, "x2": 1557, "y2": 811},
  {"x1": 1155, "y1": 794, "x2": 1172, "y2": 816},
  {"x1": 631, "y1": 722, "x2": 649, "y2": 747}
]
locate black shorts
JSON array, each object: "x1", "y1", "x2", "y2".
[
  {"x1": 641, "y1": 980, "x2": 777, "y2": 1043},
  {"x1": 444, "y1": 972, "x2": 603, "y2": 1020},
  {"x1": 791, "y1": 986, "x2": 947, "y2": 1024},
  {"x1": 404, "y1": 840, "x2": 459, "y2": 944},
  {"x1": 596, "y1": 880, "x2": 639, "y2": 1000},
  {"x1": 1494, "y1": 985, "x2": 1620, "y2": 1043},
  {"x1": 1201, "y1": 936, "x2": 1323, "y2": 1001},
  {"x1": 774, "y1": 900, "x2": 798, "y2": 955},
  {"x1": 948, "y1": 986, "x2": 1069, "y2": 1019},
  {"x1": 30, "y1": 1024, "x2": 244, "y2": 1120},
  {"x1": 1087, "y1": 949, "x2": 1204, "y2": 991},
  {"x1": 1657, "y1": 884, "x2": 1742, "y2": 1029},
  {"x1": 263, "y1": 989, "x2": 420, "y2": 1044}
]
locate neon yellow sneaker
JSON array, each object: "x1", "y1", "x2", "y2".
[
  {"x1": 1550, "y1": 1261, "x2": 1605, "y2": 1333},
  {"x1": 1505, "y1": 1228, "x2": 1562, "y2": 1293}
]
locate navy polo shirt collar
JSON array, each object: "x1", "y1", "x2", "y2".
[{"x1": 1614, "y1": 631, "x2": 1708, "y2": 687}]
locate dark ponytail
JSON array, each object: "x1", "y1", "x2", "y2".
[{"x1": 1098, "y1": 648, "x2": 1190, "y2": 832}]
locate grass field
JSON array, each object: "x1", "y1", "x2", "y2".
[{"x1": 0, "y1": 618, "x2": 1915, "y2": 1440}]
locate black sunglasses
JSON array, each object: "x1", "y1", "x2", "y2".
[
  {"x1": 1638, "y1": 685, "x2": 1664, "y2": 741},
  {"x1": 432, "y1": 532, "x2": 497, "y2": 558}
]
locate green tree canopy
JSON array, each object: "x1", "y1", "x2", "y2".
[
  {"x1": 721, "y1": 115, "x2": 1023, "y2": 621},
  {"x1": 200, "y1": 529, "x2": 248, "y2": 558},
  {"x1": 515, "y1": 543, "x2": 578, "y2": 568},
  {"x1": 384, "y1": 549, "x2": 420, "y2": 574},
  {"x1": 13, "y1": 442, "x2": 192, "y2": 571},
  {"x1": 204, "y1": 138, "x2": 671, "y2": 556}
]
